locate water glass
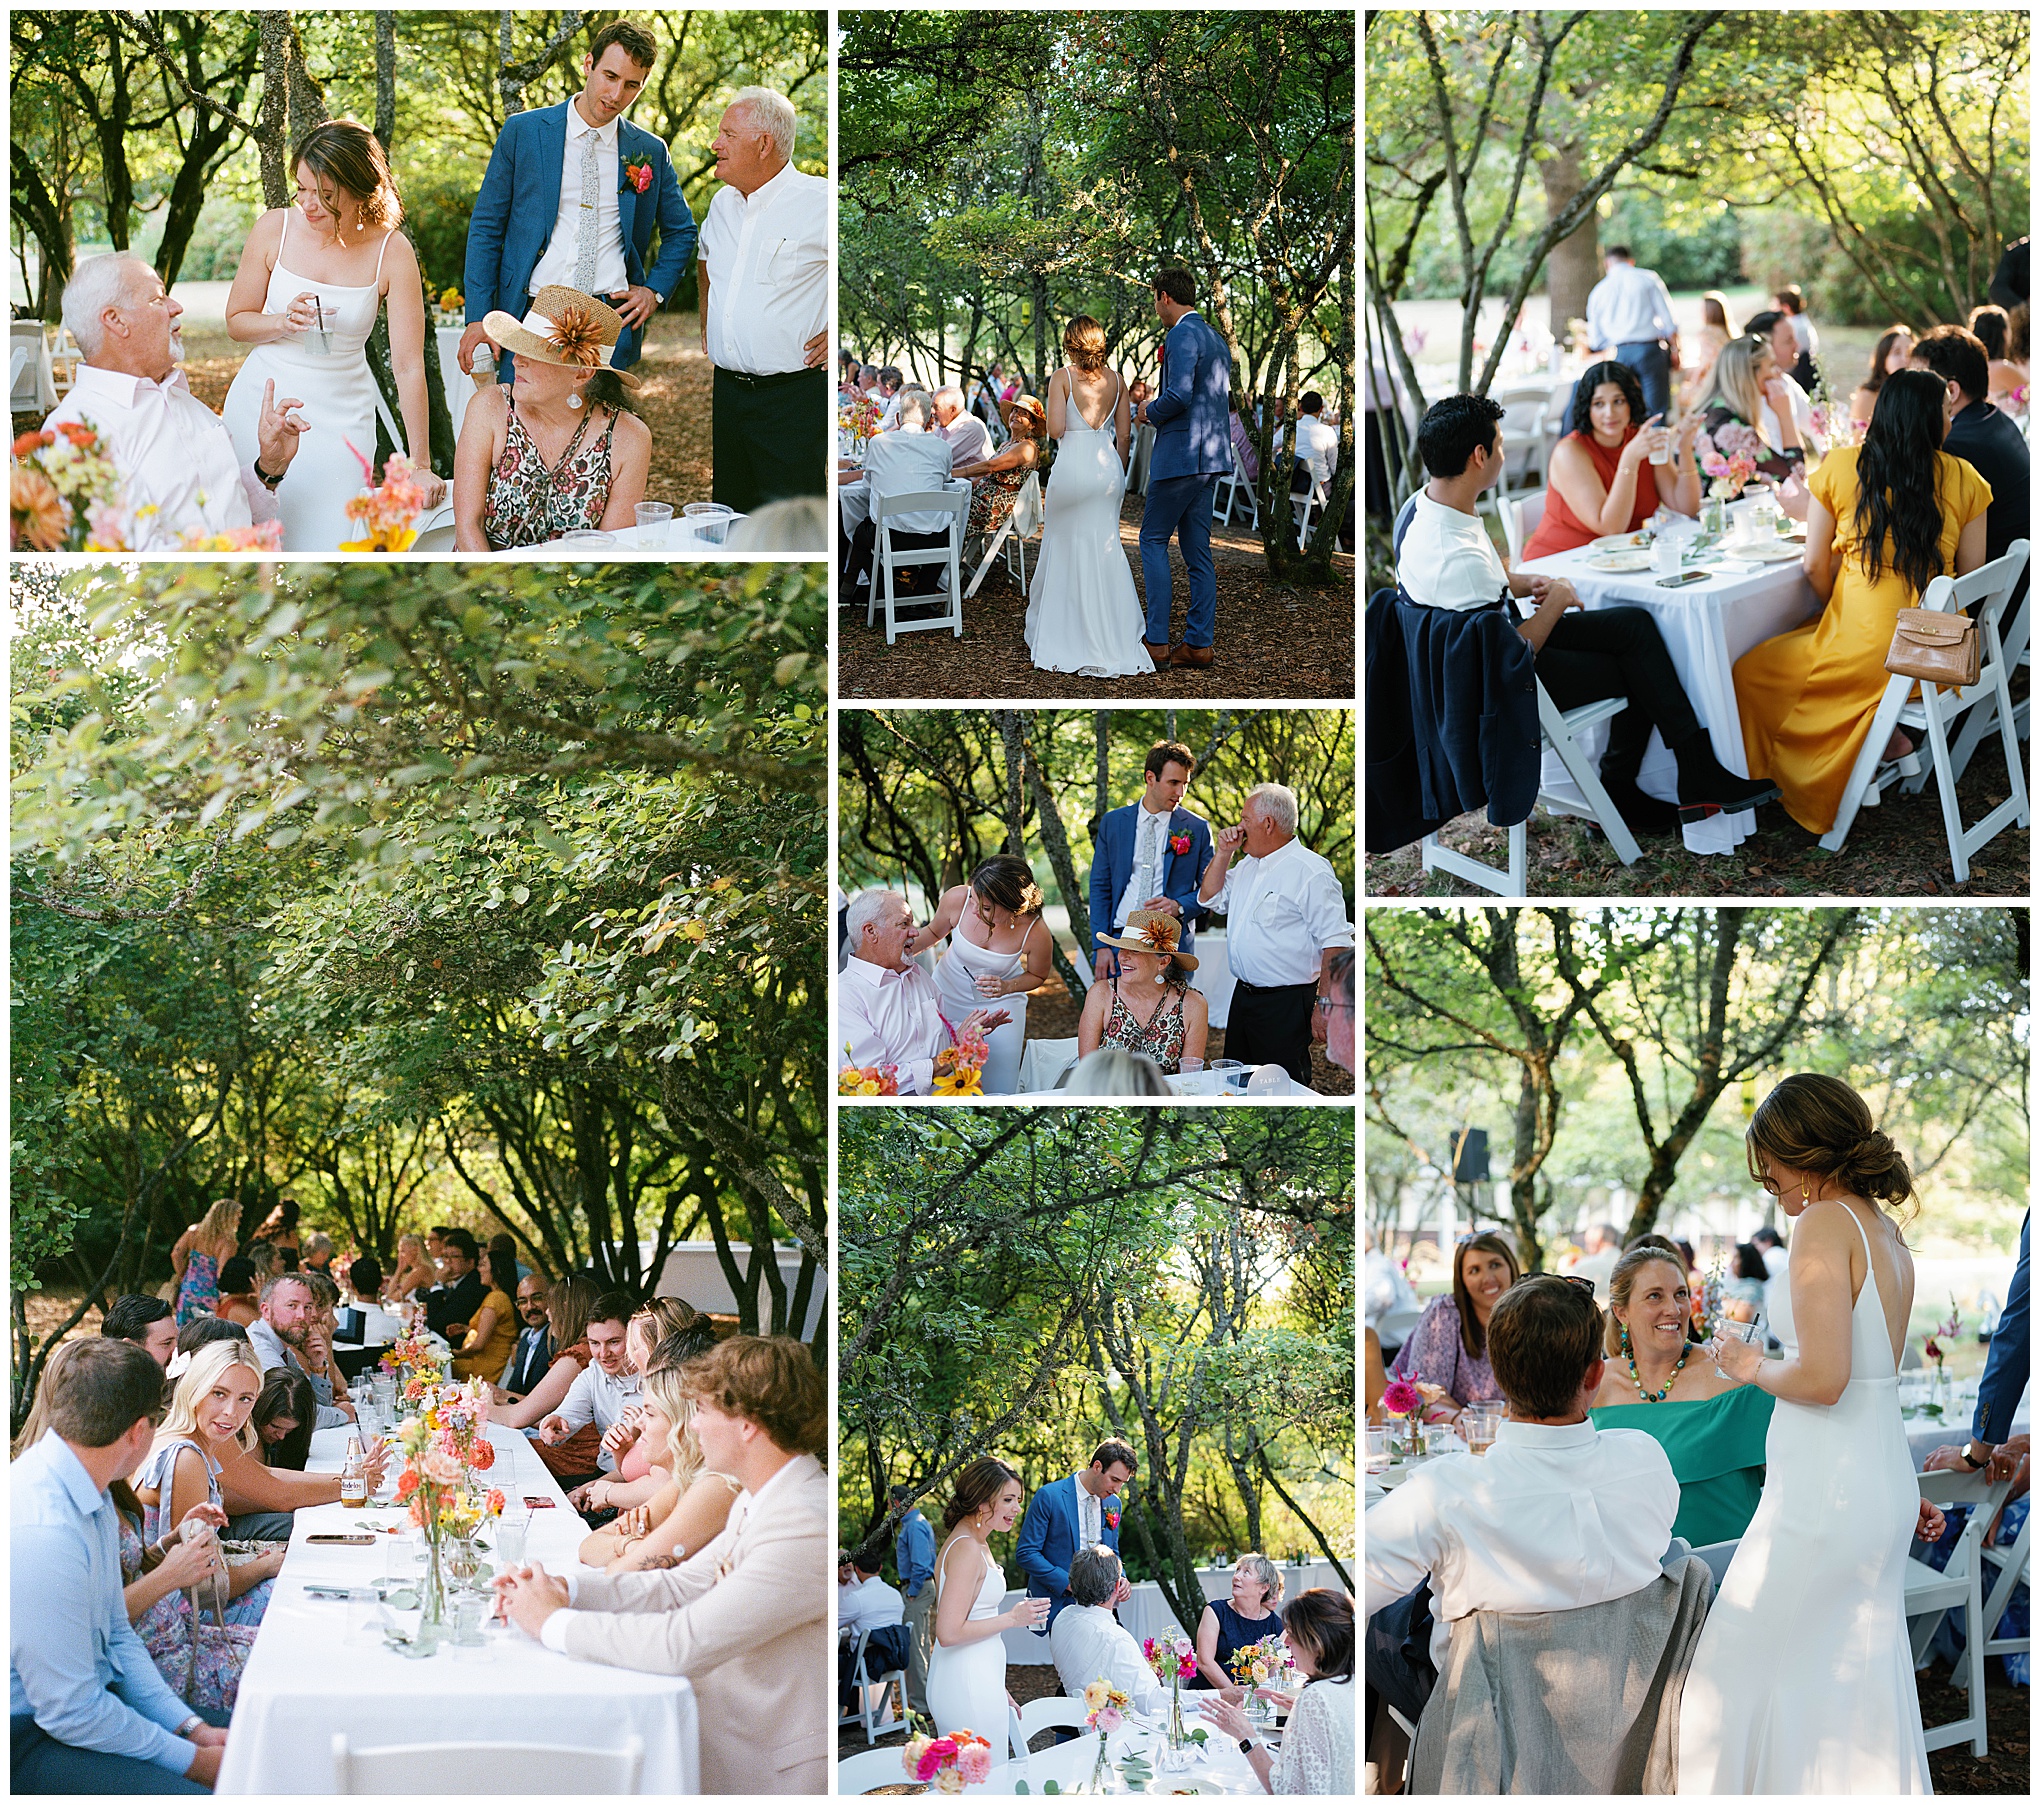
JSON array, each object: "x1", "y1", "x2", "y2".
[
  {"x1": 1464, "y1": 1408, "x2": 1500, "y2": 1455},
  {"x1": 633, "y1": 501, "x2": 673, "y2": 547},
  {"x1": 1651, "y1": 535, "x2": 1680, "y2": 578},
  {"x1": 451, "y1": 1591, "x2": 489, "y2": 1649},
  {"x1": 345, "y1": 1587, "x2": 386, "y2": 1646},
  {"x1": 495, "y1": 1514, "x2": 527, "y2": 1568},
  {"x1": 304, "y1": 296, "x2": 332, "y2": 357},
  {"x1": 1423, "y1": 1422, "x2": 1458, "y2": 1457},
  {"x1": 1364, "y1": 1426, "x2": 1390, "y2": 1474},
  {"x1": 559, "y1": 528, "x2": 617, "y2": 550},
  {"x1": 1210, "y1": 1058, "x2": 1246, "y2": 1091}
]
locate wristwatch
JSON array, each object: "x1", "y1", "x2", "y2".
[
  {"x1": 1961, "y1": 1441, "x2": 1991, "y2": 1470},
  {"x1": 1237, "y1": 1736, "x2": 1257, "y2": 1755},
  {"x1": 177, "y1": 1714, "x2": 205, "y2": 1739}
]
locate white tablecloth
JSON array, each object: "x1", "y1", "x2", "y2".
[
  {"x1": 981, "y1": 1718, "x2": 1270, "y2": 1792},
  {"x1": 1905, "y1": 1381, "x2": 2030, "y2": 1467},
  {"x1": 497, "y1": 517, "x2": 736, "y2": 557},
  {"x1": 1518, "y1": 504, "x2": 1821, "y2": 853},
  {"x1": 434, "y1": 324, "x2": 481, "y2": 444},
  {"x1": 1000, "y1": 1562, "x2": 1345, "y2": 1663},
  {"x1": 216, "y1": 1421, "x2": 700, "y2": 1794}
]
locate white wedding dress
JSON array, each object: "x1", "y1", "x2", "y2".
[
  {"x1": 221, "y1": 211, "x2": 391, "y2": 551},
  {"x1": 1025, "y1": 369, "x2": 1156, "y2": 678},
  {"x1": 925, "y1": 1539, "x2": 1010, "y2": 1751},
  {"x1": 1676, "y1": 1204, "x2": 1930, "y2": 1794},
  {"x1": 932, "y1": 921, "x2": 1028, "y2": 1095}
]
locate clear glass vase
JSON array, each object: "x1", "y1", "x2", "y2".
[{"x1": 1700, "y1": 496, "x2": 1726, "y2": 537}]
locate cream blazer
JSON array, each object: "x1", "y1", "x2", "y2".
[{"x1": 560, "y1": 1452, "x2": 830, "y2": 1793}]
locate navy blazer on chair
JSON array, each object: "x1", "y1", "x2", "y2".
[
  {"x1": 1146, "y1": 311, "x2": 1233, "y2": 482},
  {"x1": 463, "y1": 103, "x2": 697, "y2": 372},
  {"x1": 1015, "y1": 1475, "x2": 1122, "y2": 1626},
  {"x1": 1087, "y1": 804, "x2": 1212, "y2": 961}
]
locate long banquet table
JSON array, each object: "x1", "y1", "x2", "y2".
[
  {"x1": 215, "y1": 1420, "x2": 700, "y2": 1794},
  {"x1": 1517, "y1": 502, "x2": 1823, "y2": 854},
  {"x1": 1001, "y1": 1560, "x2": 1347, "y2": 1663},
  {"x1": 981, "y1": 1714, "x2": 1274, "y2": 1793}
]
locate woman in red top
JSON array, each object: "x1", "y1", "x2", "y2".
[{"x1": 1522, "y1": 359, "x2": 1702, "y2": 559}]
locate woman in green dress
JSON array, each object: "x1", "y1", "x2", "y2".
[{"x1": 1588, "y1": 1236, "x2": 1776, "y2": 1546}]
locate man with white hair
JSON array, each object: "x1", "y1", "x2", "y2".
[
  {"x1": 841, "y1": 389, "x2": 956, "y2": 593},
  {"x1": 1196, "y1": 783, "x2": 1354, "y2": 1084},
  {"x1": 931, "y1": 386, "x2": 993, "y2": 468},
  {"x1": 42, "y1": 255, "x2": 306, "y2": 551},
  {"x1": 699, "y1": 85, "x2": 829, "y2": 514},
  {"x1": 837, "y1": 890, "x2": 1008, "y2": 1096},
  {"x1": 1049, "y1": 1546, "x2": 1169, "y2": 1716}
]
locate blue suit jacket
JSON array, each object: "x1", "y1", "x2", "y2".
[
  {"x1": 1974, "y1": 1211, "x2": 2029, "y2": 1445},
  {"x1": 1015, "y1": 1475, "x2": 1122, "y2": 1624},
  {"x1": 463, "y1": 103, "x2": 697, "y2": 371},
  {"x1": 1146, "y1": 311, "x2": 1233, "y2": 482},
  {"x1": 1087, "y1": 804, "x2": 1213, "y2": 961}
]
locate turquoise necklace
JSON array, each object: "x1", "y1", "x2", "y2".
[{"x1": 1627, "y1": 1339, "x2": 1687, "y2": 1404}]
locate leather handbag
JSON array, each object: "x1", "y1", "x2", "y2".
[{"x1": 1884, "y1": 607, "x2": 1979, "y2": 687}]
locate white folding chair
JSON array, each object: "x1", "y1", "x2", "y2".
[
  {"x1": 839, "y1": 1745, "x2": 918, "y2": 1793},
  {"x1": 1420, "y1": 685, "x2": 1644, "y2": 896},
  {"x1": 1501, "y1": 488, "x2": 1547, "y2": 567},
  {"x1": 1008, "y1": 1704, "x2": 1029, "y2": 1762},
  {"x1": 1018, "y1": 1694, "x2": 1090, "y2": 1742},
  {"x1": 1292, "y1": 461, "x2": 1328, "y2": 549},
  {"x1": 1944, "y1": 577, "x2": 2032, "y2": 780},
  {"x1": 10, "y1": 321, "x2": 55, "y2": 412},
  {"x1": 9, "y1": 342, "x2": 31, "y2": 411},
  {"x1": 1906, "y1": 1467, "x2": 2012, "y2": 1756},
  {"x1": 837, "y1": 1627, "x2": 907, "y2": 1744},
  {"x1": 1496, "y1": 385, "x2": 1551, "y2": 492},
  {"x1": 332, "y1": 1731, "x2": 645, "y2": 1793},
  {"x1": 1819, "y1": 541, "x2": 2031, "y2": 881},
  {"x1": 1977, "y1": 1496, "x2": 2033, "y2": 1675},
  {"x1": 1214, "y1": 444, "x2": 1260, "y2": 529},
  {"x1": 409, "y1": 503, "x2": 457, "y2": 552},
  {"x1": 1019, "y1": 1035, "x2": 1079, "y2": 1093},
  {"x1": 964, "y1": 469, "x2": 1041, "y2": 599},
  {"x1": 869, "y1": 486, "x2": 970, "y2": 644}
]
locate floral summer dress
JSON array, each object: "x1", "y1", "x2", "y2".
[
  {"x1": 118, "y1": 1515, "x2": 258, "y2": 1713},
  {"x1": 174, "y1": 1249, "x2": 220, "y2": 1327},
  {"x1": 1100, "y1": 982, "x2": 1189, "y2": 1074},
  {"x1": 482, "y1": 393, "x2": 620, "y2": 549},
  {"x1": 967, "y1": 461, "x2": 1030, "y2": 539},
  {"x1": 134, "y1": 1437, "x2": 275, "y2": 1626}
]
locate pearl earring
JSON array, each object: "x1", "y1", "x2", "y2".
[{"x1": 568, "y1": 393, "x2": 584, "y2": 410}]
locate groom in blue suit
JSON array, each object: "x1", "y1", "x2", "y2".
[
  {"x1": 459, "y1": 19, "x2": 696, "y2": 381},
  {"x1": 1137, "y1": 270, "x2": 1234, "y2": 668},
  {"x1": 1016, "y1": 1441, "x2": 1138, "y2": 1627},
  {"x1": 1088, "y1": 740, "x2": 1213, "y2": 977}
]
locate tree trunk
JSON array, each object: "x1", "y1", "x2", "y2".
[
  {"x1": 374, "y1": 13, "x2": 397, "y2": 152},
  {"x1": 995, "y1": 710, "x2": 1027, "y2": 854},
  {"x1": 1018, "y1": 721, "x2": 1096, "y2": 1006},
  {"x1": 1093, "y1": 713, "x2": 1111, "y2": 841},
  {"x1": 255, "y1": 13, "x2": 292, "y2": 206},
  {"x1": 1540, "y1": 142, "x2": 1598, "y2": 345}
]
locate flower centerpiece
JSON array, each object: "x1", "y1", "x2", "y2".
[
  {"x1": 1078, "y1": 1678, "x2": 1132, "y2": 1791},
  {"x1": 12, "y1": 422, "x2": 124, "y2": 549},
  {"x1": 932, "y1": 1023, "x2": 990, "y2": 1097},
  {"x1": 430, "y1": 284, "x2": 465, "y2": 330},
  {"x1": 1380, "y1": 1374, "x2": 1424, "y2": 1461},
  {"x1": 1143, "y1": 1632, "x2": 1198, "y2": 1758},
  {"x1": 840, "y1": 391, "x2": 883, "y2": 460},
  {"x1": 1229, "y1": 1634, "x2": 1287, "y2": 1724},
  {"x1": 1920, "y1": 1300, "x2": 1962, "y2": 1414},
  {"x1": 381, "y1": 1328, "x2": 448, "y2": 1411},
  {"x1": 838, "y1": 1043, "x2": 901, "y2": 1096},
  {"x1": 177, "y1": 522, "x2": 284, "y2": 551},
  {"x1": 899, "y1": 1722, "x2": 994, "y2": 1793},
  {"x1": 338, "y1": 445, "x2": 432, "y2": 552}
]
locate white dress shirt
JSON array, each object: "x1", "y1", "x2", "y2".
[
  {"x1": 838, "y1": 1573, "x2": 906, "y2": 1638},
  {"x1": 838, "y1": 955, "x2": 951, "y2": 1095},
  {"x1": 939, "y1": 412, "x2": 993, "y2": 469},
  {"x1": 1113, "y1": 803, "x2": 1177, "y2": 931},
  {"x1": 1758, "y1": 376, "x2": 1816, "y2": 454},
  {"x1": 527, "y1": 103, "x2": 626, "y2": 300},
  {"x1": 1585, "y1": 261, "x2": 1678, "y2": 349},
  {"x1": 1365, "y1": 1418, "x2": 1680, "y2": 1673},
  {"x1": 862, "y1": 427, "x2": 957, "y2": 535},
  {"x1": 554, "y1": 1359, "x2": 643, "y2": 1473},
  {"x1": 700, "y1": 161, "x2": 828, "y2": 376},
  {"x1": 1293, "y1": 413, "x2": 1340, "y2": 479},
  {"x1": 1761, "y1": 1245, "x2": 1796, "y2": 1352},
  {"x1": 45, "y1": 364, "x2": 275, "y2": 551},
  {"x1": 1072, "y1": 1471, "x2": 1104, "y2": 1549},
  {"x1": 1395, "y1": 490, "x2": 1513, "y2": 613},
  {"x1": 1049, "y1": 1604, "x2": 1167, "y2": 1715},
  {"x1": 1201, "y1": 838, "x2": 1354, "y2": 988}
]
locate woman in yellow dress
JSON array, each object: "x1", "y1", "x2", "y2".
[{"x1": 1734, "y1": 368, "x2": 1990, "y2": 834}]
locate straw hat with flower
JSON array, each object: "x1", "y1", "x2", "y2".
[
  {"x1": 481, "y1": 285, "x2": 641, "y2": 389},
  {"x1": 1094, "y1": 909, "x2": 1198, "y2": 970}
]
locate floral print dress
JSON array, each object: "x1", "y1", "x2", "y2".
[
  {"x1": 134, "y1": 1437, "x2": 276, "y2": 1626},
  {"x1": 1694, "y1": 404, "x2": 1803, "y2": 486},
  {"x1": 118, "y1": 1515, "x2": 259, "y2": 1713},
  {"x1": 174, "y1": 1249, "x2": 220, "y2": 1327},
  {"x1": 482, "y1": 393, "x2": 621, "y2": 549},
  {"x1": 1100, "y1": 982, "x2": 1189, "y2": 1074},
  {"x1": 967, "y1": 463, "x2": 1030, "y2": 540}
]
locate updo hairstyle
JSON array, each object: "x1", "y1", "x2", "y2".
[
  {"x1": 943, "y1": 1455, "x2": 1022, "y2": 1533},
  {"x1": 1745, "y1": 1072, "x2": 1917, "y2": 1219},
  {"x1": 1064, "y1": 315, "x2": 1110, "y2": 375},
  {"x1": 291, "y1": 121, "x2": 404, "y2": 230},
  {"x1": 969, "y1": 855, "x2": 1044, "y2": 919}
]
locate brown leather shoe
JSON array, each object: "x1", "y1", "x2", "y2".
[
  {"x1": 1143, "y1": 641, "x2": 1172, "y2": 661},
  {"x1": 1169, "y1": 643, "x2": 1214, "y2": 668}
]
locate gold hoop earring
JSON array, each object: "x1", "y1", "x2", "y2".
[{"x1": 1801, "y1": 1180, "x2": 1811, "y2": 1203}]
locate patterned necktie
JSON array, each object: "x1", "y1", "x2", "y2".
[{"x1": 574, "y1": 127, "x2": 601, "y2": 293}]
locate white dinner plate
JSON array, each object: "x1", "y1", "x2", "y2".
[
  {"x1": 1590, "y1": 532, "x2": 1652, "y2": 552},
  {"x1": 1589, "y1": 550, "x2": 1655, "y2": 571}
]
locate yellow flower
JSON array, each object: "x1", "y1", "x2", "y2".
[
  {"x1": 1083, "y1": 1678, "x2": 1112, "y2": 1712},
  {"x1": 932, "y1": 1067, "x2": 983, "y2": 1097}
]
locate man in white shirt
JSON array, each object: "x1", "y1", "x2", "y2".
[
  {"x1": 537, "y1": 1292, "x2": 639, "y2": 1481},
  {"x1": 1196, "y1": 783, "x2": 1353, "y2": 1085},
  {"x1": 1365, "y1": 1273, "x2": 1681, "y2": 1714},
  {"x1": 698, "y1": 87, "x2": 829, "y2": 514},
  {"x1": 932, "y1": 386, "x2": 994, "y2": 469},
  {"x1": 41, "y1": 256, "x2": 304, "y2": 552},
  {"x1": 1567, "y1": 1223, "x2": 1623, "y2": 1299},
  {"x1": 837, "y1": 889, "x2": 1007, "y2": 1096},
  {"x1": 1583, "y1": 244, "x2": 1680, "y2": 419},
  {"x1": 842, "y1": 390, "x2": 957, "y2": 593},
  {"x1": 1394, "y1": 393, "x2": 1782, "y2": 837},
  {"x1": 837, "y1": 1548, "x2": 905, "y2": 1639},
  {"x1": 1289, "y1": 390, "x2": 1341, "y2": 490},
  {"x1": 1752, "y1": 1225, "x2": 1795, "y2": 1352},
  {"x1": 496, "y1": 1335, "x2": 831, "y2": 1794},
  {"x1": 1049, "y1": 1547, "x2": 1167, "y2": 1715},
  {"x1": 874, "y1": 367, "x2": 906, "y2": 432}
]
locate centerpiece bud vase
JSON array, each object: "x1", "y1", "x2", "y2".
[
  {"x1": 1168, "y1": 1671, "x2": 1189, "y2": 1752},
  {"x1": 417, "y1": 1534, "x2": 447, "y2": 1649},
  {"x1": 1701, "y1": 496, "x2": 1726, "y2": 537}
]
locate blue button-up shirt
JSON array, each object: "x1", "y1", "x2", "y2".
[
  {"x1": 10, "y1": 1434, "x2": 197, "y2": 1773},
  {"x1": 896, "y1": 1506, "x2": 936, "y2": 1598}
]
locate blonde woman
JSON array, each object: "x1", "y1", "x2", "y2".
[
  {"x1": 575, "y1": 1298, "x2": 715, "y2": 1511},
  {"x1": 172, "y1": 1198, "x2": 242, "y2": 1326},
  {"x1": 1692, "y1": 335, "x2": 1806, "y2": 485},
  {"x1": 385, "y1": 1232, "x2": 436, "y2": 1302},
  {"x1": 131, "y1": 1341, "x2": 285, "y2": 1621},
  {"x1": 576, "y1": 1361, "x2": 742, "y2": 1573},
  {"x1": 910, "y1": 855, "x2": 1054, "y2": 1094},
  {"x1": 1192, "y1": 1553, "x2": 1286, "y2": 1693}
]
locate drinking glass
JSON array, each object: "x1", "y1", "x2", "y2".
[
  {"x1": 345, "y1": 1587, "x2": 387, "y2": 1646},
  {"x1": 1464, "y1": 1408, "x2": 1499, "y2": 1455},
  {"x1": 1649, "y1": 423, "x2": 1672, "y2": 466},
  {"x1": 495, "y1": 1514, "x2": 527, "y2": 1569},
  {"x1": 1365, "y1": 1426, "x2": 1389, "y2": 1474},
  {"x1": 1651, "y1": 535, "x2": 1680, "y2": 577},
  {"x1": 305, "y1": 296, "x2": 332, "y2": 357},
  {"x1": 633, "y1": 501, "x2": 674, "y2": 547},
  {"x1": 559, "y1": 528, "x2": 617, "y2": 550},
  {"x1": 451, "y1": 1592, "x2": 489, "y2": 1649},
  {"x1": 1423, "y1": 1422, "x2": 1458, "y2": 1457}
]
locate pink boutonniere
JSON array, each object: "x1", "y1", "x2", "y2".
[
  {"x1": 1168, "y1": 832, "x2": 1191, "y2": 856},
  {"x1": 620, "y1": 155, "x2": 655, "y2": 195},
  {"x1": 1105, "y1": 1503, "x2": 1121, "y2": 1531}
]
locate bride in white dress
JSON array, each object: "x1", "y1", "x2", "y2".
[
  {"x1": 1025, "y1": 317, "x2": 1156, "y2": 679},
  {"x1": 1676, "y1": 1073, "x2": 1946, "y2": 1795},
  {"x1": 925, "y1": 1457, "x2": 1049, "y2": 1750},
  {"x1": 909, "y1": 857, "x2": 1053, "y2": 1096},
  {"x1": 221, "y1": 122, "x2": 443, "y2": 550}
]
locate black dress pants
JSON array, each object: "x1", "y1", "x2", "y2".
[
  {"x1": 1225, "y1": 980, "x2": 1316, "y2": 1084},
  {"x1": 844, "y1": 518, "x2": 953, "y2": 596},
  {"x1": 1536, "y1": 606, "x2": 1703, "y2": 784},
  {"x1": 712, "y1": 365, "x2": 826, "y2": 515}
]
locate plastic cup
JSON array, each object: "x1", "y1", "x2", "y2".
[
  {"x1": 1652, "y1": 536, "x2": 1680, "y2": 577},
  {"x1": 633, "y1": 501, "x2": 673, "y2": 547},
  {"x1": 1365, "y1": 1426, "x2": 1390, "y2": 1474},
  {"x1": 559, "y1": 529, "x2": 616, "y2": 550},
  {"x1": 1649, "y1": 426, "x2": 1671, "y2": 466}
]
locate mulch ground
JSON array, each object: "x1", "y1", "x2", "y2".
[
  {"x1": 837, "y1": 497, "x2": 1356, "y2": 702},
  {"x1": 1024, "y1": 986, "x2": 1353, "y2": 1096},
  {"x1": 21, "y1": 314, "x2": 717, "y2": 511},
  {"x1": 1366, "y1": 728, "x2": 2030, "y2": 898},
  {"x1": 1922, "y1": 1662, "x2": 2028, "y2": 1794}
]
